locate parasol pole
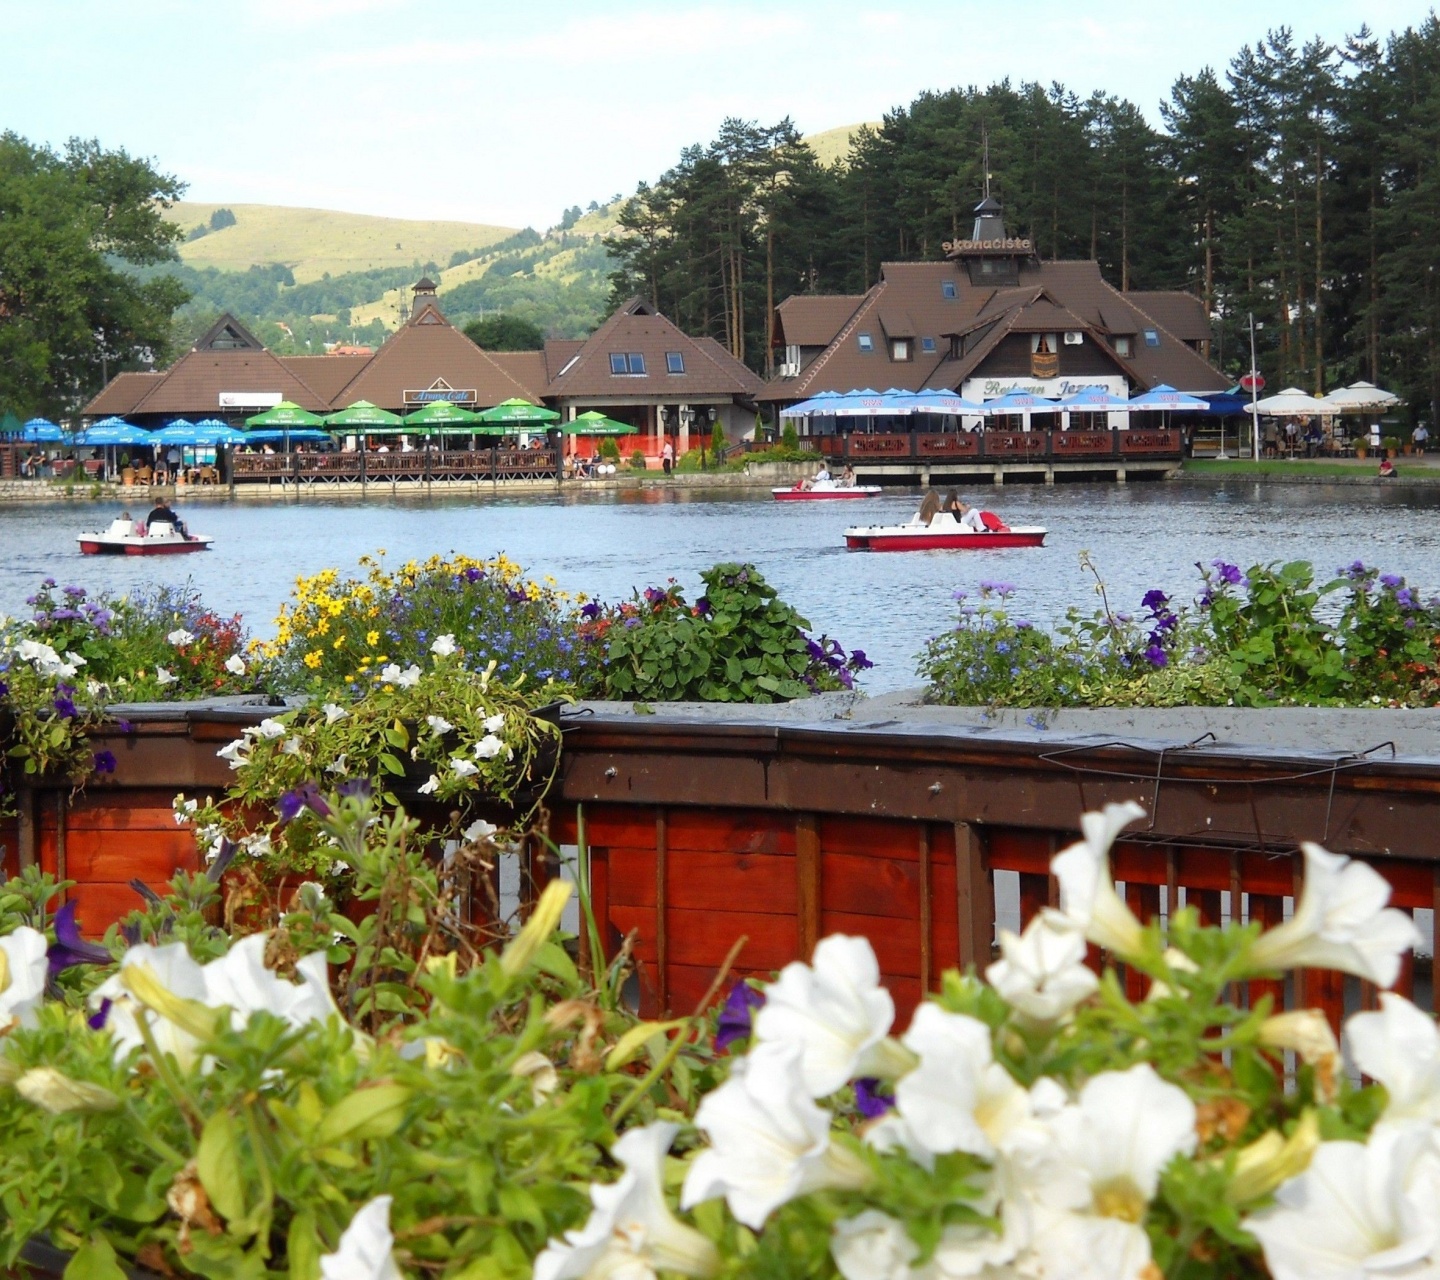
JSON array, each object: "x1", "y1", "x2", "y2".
[{"x1": 1249, "y1": 312, "x2": 1260, "y2": 462}]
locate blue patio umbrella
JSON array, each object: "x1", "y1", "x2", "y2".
[
  {"x1": 830, "y1": 389, "x2": 896, "y2": 417},
  {"x1": 908, "y1": 388, "x2": 985, "y2": 415},
  {"x1": 1127, "y1": 384, "x2": 1210, "y2": 411},
  {"x1": 243, "y1": 428, "x2": 332, "y2": 444},
  {"x1": 74, "y1": 422, "x2": 155, "y2": 446},
  {"x1": 1058, "y1": 389, "x2": 1132, "y2": 411},
  {"x1": 150, "y1": 421, "x2": 246, "y2": 446},
  {"x1": 778, "y1": 391, "x2": 844, "y2": 418},
  {"x1": 982, "y1": 391, "x2": 1062, "y2": 414},
  {"x1": 20, "y1": 417, "x2": 67, "y2": 443}
]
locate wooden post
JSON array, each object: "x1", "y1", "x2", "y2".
[
  {"x1": 955, "y1": 821, "x2": 993, "y2": 969},
  {"x1": 918, "y1": 825, "x2": 933, "y2": 992},
  {"x1": 796, "y1": 814, "x2": 821, "y2": 962},
  {"x1": 54, "y1": 792, "x2": 67, "y2": 901},
  {"x1": 16, "y1": 786, "x2": 36, "y2": 872},
  {"x1": 655, "y1": 809, "x2": 669, "y2": 1015}
]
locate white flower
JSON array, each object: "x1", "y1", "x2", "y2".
[
  {"x1": 1259, "y1": 1009, "x2": 1341, "y2": 1097},
  {"x1": 251, "y1": 717, "x2": 287, "y2": 739},
  {"x1": 425, "y1": 715, "x2": 453, "y2": 735},
  {"x1": 1027, "y1": 1063, "x2": 1197, "y2": 1280},
  {"x1": 681, "y1": 1043, "x2": 872, "y2": 1229},
  {"x1": 430, "y1": 633, "x2": 457, "y2": 657},
  {"x1": 867, "y1": 1004, "x2": 1027, "y2": 1168},
  {"x1": 1346, "y1": 994, "x2": 1440, "y2": 1126},
  {"x1": 325, "y1": 753, "x2": 349, "y2": 775},
  {"x1": 241, "y1": 831, "x2": 272, "y2": 860},
  {"x1": 322, "y1": 702, "x2": 348, "y2": 724},
  {"x1": 1049, "y1": 801, "x2": 1148, "y2": 960},
  {"x1": 395, "y1": 663, "x2": 422, "y2": 688},
  {"x1": 320, "y1": 1195, "x2": 402, "y2": 1280},
  {"x1": 92, "y1": 942, "x2": 211, "y2": 1071},
  {"x1": 752, "y1": 934, "x2": 901, "y2": 1097},
  {"x1": 0, "y1": 928, "x2": 50, "y2": 1031},
  {"x1": 379, "y1": 663, "x2": 403, "y2": 684},
  {"x1": 511, "y1": 1051, "x2": 560, "y2": 1103},
  {"x1": 1249, "y1": 843, "x2": 1421, "y2": 987},
  {"x1": 154, "y1": 665, "x2": 178, "y2": 687},
  {"x1": 417, "y1": 774, "x2": 440, "y2": 795},
  {"x1": 167, "y1": 628, "x2": 196, "y2": 647},
  {"x1": 450, "y1": 757, "x2": 479, "y2": 779},
  {"x1": 15, "y1": 1067, "x2": 120, "y2": 1114},
  {"x1": 483, "y1": 712, "x2": 506, "y2": 734},
  {"x1": 86, "y1": 678, "x2": 105, "y2": 696},
  {"x1": 1246, "y1": 1124, "x2": 1440, "y2": 1280},
  {"x1": 172, "y1": 794, "x2": 199, "y2": 825},
  {"x1": 224, "y1": 654, "x2": 246, "y2": 675},
  {"x1": 473, "y1": 733, "x2": 506, "y2": 760},
  {"x1": 464, "y1": 819, "x2": 498, "y2": 844},
  {"x1": 63, "y1": 650, "x2": 86, "y2": 669},
  {"x1": 536, "y1": 1122, "x2": 719, "y2": 1280},
  {"x1": 216, "y1": 737, "x2": 250, "y2": 768},
  {"x1": 202, "y1": 934, "x2": 338, "y2": 1033},
  {"x1": 282, "y1": 736, "x2": 303, "y2": 756},
  {"x1": 986, "y1": 912, "x2": 1100, "y2": 1024},
  {"x1": 16, "y1": 638, "x2": 61, "y2": 668},
  {"x1": 831, "y1": 1210, "x2": 917, "y2": 1280}
]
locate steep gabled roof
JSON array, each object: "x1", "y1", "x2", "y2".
[
  {"x1": 774, "y1": 294, "x2": 866, "y2": 347},
  {"x1": 488, "y1": 351, "x2": 549, "y2": 402},
  {"x1": 82, "y1": 371, "x2": 163, "y2": 417},
  {"x1": 331, "y1": 301, "x2": 541, "y2": 410},
  {"x1": 277, "y1": 355, "x2": 373, "y2": 402},
  {"x1": 1130, "y1": 290, "x2": 1211, "y2": 343},
  {"x1": 545, "y1": 298, "x2": 763, "y2": 399}
]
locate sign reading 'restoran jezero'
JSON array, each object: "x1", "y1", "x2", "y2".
[{"x1": 962, "y1": 375, "x2": 1129, "y2": 401}]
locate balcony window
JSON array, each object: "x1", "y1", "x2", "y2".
[
  {"x1": 665, "y1": 351, "x2": 685, "y2": 374},
  {"x1": 857, "y1": 333, "x2": 874, "y2": 352}
]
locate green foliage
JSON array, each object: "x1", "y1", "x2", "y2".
[
  {"x1": 463, "y1": 313, "x2": 547, "y2": 351},
  {"x1": 594, "y1": 563, "x2": 870, "y2": 703},
  {"x1": 0, "y1": 132, "x2": 187, "y2": 417},
  {"x1": 598, "y1": 438, "x2": 621, "y2": 461},
  {"x1": 629, "y1": 449, "x2": 648, "y2": 469},
  {"x1": 709, "y1": 421, "x2": 726, "y2": 455},
  {"x1": 781, "y1": 421, "x2": 800, "y2": 452}
]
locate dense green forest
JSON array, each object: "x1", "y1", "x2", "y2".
[{"x1": 604, "y1": 19, "x2": 1440, "y2": 426}]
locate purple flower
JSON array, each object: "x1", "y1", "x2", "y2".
[
  {"x1": 88, "y1": 997, "x2": 113, "y2": 1030},
  {"x1": 336, "y1": 777, "x2": 373, "y2": 799},
  {"x1": 848, "y1": 649, "x2": 873, "y2": 670},
  {"x1": 278, "y1": 782, "x2": 332, "y2": 824},
  {"x1": 48, "y1": 901, "x2": 113, "y2": 977},
  {"x1": 1210, "y1": 561, "x2": 1245, "y2": 586},
  {"x1": 1396, "y1": 587, "x2": 1416, "y2": 609},
  {"x1": 53, "y1": 695, "x2": 77, "y2": 720},
  {"x1": 714, "y1": 979, "x2": 764, "y2": 1051},
  {"x1": 42, "y1": 577, "x2": 56, "y2": 589},
  {"x1": 643, "y1": 586, "x2": 667, "y2": 606},
  {"x1": 93, "y1": 750, "x2": 116, "y2": 774},
  {"x1": 0, "y1": 680, "x2": 7, "y2": 697},
  {"x1": 1144, "y1": 645, "x2": 1168, "y2": 668},
  {"x1": 464, "y1": 566, "x2": 483, "y2": 582},
  {"x1": 952, "y1": 589, "x2": 969, "y2": 602},
  {"x1": 1141, "y1": 589, "x2": 1170, "y2": 612},
  {"x1": 1345, "y1": 560, "x2": 1369, "y2": 580},
  {"x1": 854, "y1": 1077, "x2": 895, "y2": 1118},
  {"x1": 1381, "y1": 574, "x2": 1404, "y2": 589},
  {"x1": 116, "y1": 719, "x2": 134, "y2": 735},
  {"x1": 694, "y1": 596, "x2": 712, "y2": 617}
]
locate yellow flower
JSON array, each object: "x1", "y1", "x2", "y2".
[
  {"x1": 333, "y1": 637, "x2": 345, "y2": 649},
  {"x1": 367, "y1": 630, "x2": 380, "y2": 647},
  {"x1": 315, "y1": 618, "x2": 330, "y2": 635},
  {"x1": 303, "y1": 651, "x2": 322, "y2": 669}
]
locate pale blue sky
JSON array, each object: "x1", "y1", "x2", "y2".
[{"x1": 3, "y1": 1, "x2": 1432, "y2": 230}]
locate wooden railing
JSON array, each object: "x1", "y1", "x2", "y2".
[
  {"x1": 230, "y1": 448, "x2": 559, "y2": 483},
  {"x1": 810, "y1": 428, "x2": 1182, "y2": 463}
]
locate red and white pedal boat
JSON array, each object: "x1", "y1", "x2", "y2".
[
  {"x1": 772, "y1": 481, "x2": 882, "y2": 501},
  {"x1": 78, "y1": 517, "x2": 214, "y2": 556},
  {"x1": 845, "y1": 512, "x2": 1046, "y2": 551}
]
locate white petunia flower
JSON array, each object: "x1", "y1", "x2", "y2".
[
  {"x1": 463, "y1": 818, "x2": 498, "y2": 844},
  {"x1": 866, "y1": 1003, "x2": 1027, "y2": 1167},
  {"x1": 63, "y1": 650, "x2": 86, "y2": 670},
  {"x1": 91, "y1": 942, "x2": 211, "y2": 1071},
  {"x1": 202, "y1": 934, "x2": 339, "y2": 1033},
  {"x1": 282, "y1": 736, "x2": 303, "y2": 756},
  {"x1": 322, "y1": 702, "x2": 348, "y2": 724},
  {"x1": 417, "y1": 774, "x2": 440, "y2": 795},
  {"x1": 216, "y1": 737, "x2": 250, "y2": 768},
  {"x1": 1246, "y1": 1124, "x2": 1440, "y2": 1280},
  {"x1": 167, "y1": 628, "x2": 196, "y2": 647},
  {"x1": 1026, "y1": 1063, "x2": 1197, "y2": 1280},
  {"x1": 379, "y1": 663, "x2": 403, "y2": 684},
  {"x1": 425, "y1": 715, "x2": 453, "y2": 735},
  {"x1": 752, "y1": 934, "x2": 902, "y2": 1098},
  {"x1": 172, "y1": 795, "x2": 199, "y2": 825},
  {"x1": 1346, "y1": 994, "x2": 1440, "y2": 1126},
  {"x1": 987, "y1": 912, "x2": 1100, "y2": 1024},
  {"x1": 224, "y1": 654, "x2": 246, "y2": 675},
  {"x1": 831, "y1": 1210, "x2": 917, "y2": 1280},
  {"x1": 535, "y1": 1122, "x2": 719, "y2": 1280},
  {"x1": 483, "y1": 712, "x2": 506, "y2": 734},
  {"x1": 15, "y1": 1067, "x2": 120, "y2": 1114},
  {"x1": 430, "y1": 633, "x2": 457, "y2": 657},
  {"x1": 473, "y1": 733, "x2": 506, "y2": 760},
  {"x1": 1049, "y1": 801, "x2": 1148, "y2": 960},
  {"x1": 681, "y1": 1043, "x2": 872, "y2": 1229},
  {"x1": 320, "y1": 1195, "x2": 403, "y2": 1280},
  {"x1": 252, "y1": 717, "x2": 287, "y2": 739},
  {"x1": 241, "y1": 832, "x2": 272, "y2": 860},
  {"x1": 324, "y1": 753, "x2": 349, "y2": 775},
  {"x1": 154, "y1": 665, "x2": 178, "y2": 687},
  {"x1": 0, "y1": 928, "x2": 50, "y2": 1031},
  {"x1": 450, "y1": 757, "x2": 479, "y2": 779},
  {"x1": 511, "y1": 1050, "x2": 559, "y2": 1103},
  {"x1": 1248, "y1": 843, "x2": 1421, "y2": 988},
  {"x1": 16, "y1": 638, "x2": 61, "y2": 668},
  {"x1": 395, "y1": 663, "x2": 422, "y2": 688}
]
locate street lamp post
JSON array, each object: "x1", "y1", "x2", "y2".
[{"x1": 1249, "y1": 312, "x2": 1260, "y2": 462}]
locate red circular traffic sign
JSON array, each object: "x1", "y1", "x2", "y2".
[{"x1": 1240, "y1": 373, "x2": 1266, "y2": 392}]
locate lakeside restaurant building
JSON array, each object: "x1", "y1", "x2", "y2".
[
  {"x1": 761, "y1": 196, "x2": 1229, "y2": 460},
  {"x1": 82, "y1": 283, "x2": 764, "y2": 467}
]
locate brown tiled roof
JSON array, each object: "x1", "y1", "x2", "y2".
[
  {"x1": 774, "y1": 294, "x2": 866, "y2": 347},
  {"x1": 331, "y1": 301, "x2": 543, "y2": 410},
  {"x1": 692, "y1": 337, "x2": 766, "y2": 397},
  {"x1": 82, "y1": 371, "x2": 163, "y2": 417},
  {"x1": 1131, "y1": 290, "x2": 1211, "y2": 343},
  {"x1": 488, "y1": 351, "x2": 549, "y2": 401},
  {"x1": 545, "y1": 299, "x2": 764, "y2": 400},
  {"x1": 277, "y1": 355, "x2": 372, "y2": 402},
  {"x1": 128, "y1": 348, "x2": 332, "y2": 415},
  {"x1": 542, "y1": 340, "x2": 585, "y2": 381},
  {"x1": 759, "y1": 258, "x2": 1228, "y2": 401}
]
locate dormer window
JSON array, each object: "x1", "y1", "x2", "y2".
[
  {"x1": 891, "y1": 339, "x2": 909, "y2": 361},
  {"x1": 1114, "y1": 335, "x2": 1133, "y2": 358},
  {"x1": 857, "y1": 333, "x2": 874, "y2": 352}
]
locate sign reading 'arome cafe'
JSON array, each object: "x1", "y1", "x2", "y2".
[{"x1": 403, "y1": 378, "x2": 477, "y2": 405}]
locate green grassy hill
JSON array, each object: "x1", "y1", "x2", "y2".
[
  {"x1": 162, "y1": 202, "x2": 518, "y2": 283},
  {"x1": 804, "y1": 123, "x2": 876, "y2": 167}
]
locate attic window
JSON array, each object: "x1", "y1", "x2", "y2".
[
  {"x1": 921, "y1": 336, "x2": 936, "y2": 353},
  {"x1": 665, "y1": 351, "x2": 685, "y2": 374},
  {"x1": 891, "y1": 339, "x2": 910, "y2": 362},
  {"x1": 627, "y1": 353, "x2": 646, "y2": 374},
  {"x1": 557, "y1": 354, "x2": 580, "y2": 378},
  {"x1": 941, "y1": 280, "x2": 957, "y2": 299},
  {"x1": 609, "y1": 353, "x2": 627, "y2": 374},
  {"x1": 857, "y1": 333, "x2": 874, "y2": 352},
  {"x1": 1143, "y1": 329, "x2": 1160, "y2": 348},
  {"x1": 1115, "y1": 335, "x2": 1133, "y2": 358},
  {"x1": 610, "y1": 353, "x2": 647, "y2": 375}
]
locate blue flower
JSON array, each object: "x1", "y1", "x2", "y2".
[
  {"x1": 278, "y1": 782, "x2": 331, "y2": 825},
  {"x1": 1396, "y1": 587, "x2": 1416, "y2": 609},
  {"x1": 1141, "y1": 589, "x2": 1170, "y2": 612},
  {"x1": 53, "y1": 695, "x2": 77, "y2": 720},
  {"x1": 1144, "y1": 645, "x2": 1168, "y2": 668}
]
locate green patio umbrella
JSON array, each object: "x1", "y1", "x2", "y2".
[
  {"x1": 0, "y1": 411, "x2": 23, "y2": 435},
  {"x1": 476, "y1": 397, "x2": 561, "y2": 425},
  {"x1": 325, "y1": 400, "x2": 405, "y2": 432},
  {"x1": 405, "y1": 401, "x2": 479, "y2": 428},
  {"x1": 245, "y1": 400, "x2": 325, "y2": 428},
  {"x1": 560, "y1": 410, "x2": 638, "y2": 436}
]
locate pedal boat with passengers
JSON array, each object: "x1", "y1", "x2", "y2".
[
  {"x1": 844, "y1": 510, "x2": 1046, "y2": 550},
  {"x1": 77, "y1": 516, "x2": 214, "y2": 556},
  {"x1": 772, "y1": 479, "x2": 883, "y2": 500}
]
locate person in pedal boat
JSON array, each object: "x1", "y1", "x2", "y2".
[{"x1": 144, "y1": 500, "x2": 189, "y2": 538}]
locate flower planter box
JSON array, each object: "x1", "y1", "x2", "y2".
[{"x1": 19, "y1": 1237, "x2": 165, "y2": 1280}]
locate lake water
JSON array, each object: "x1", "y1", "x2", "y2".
[{"x1": 4, "y1": 479, "x2": 1440, "y2": 692}]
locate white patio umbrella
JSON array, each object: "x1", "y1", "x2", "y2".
[
  {"x1": 1320, "y1": 381, "x2": 1401, "y2": 413},
  {"x1": 1247, "y1": 387, "x2": 1332, "y2": 416}
]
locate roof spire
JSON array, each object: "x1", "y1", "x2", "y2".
[{"x1": 982, "y1": 125, "x2": 991, "y2": 202}]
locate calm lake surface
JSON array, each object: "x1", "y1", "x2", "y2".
[{"x1": 4, "y1": 479, "x2": 1440, "y2": 692}]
